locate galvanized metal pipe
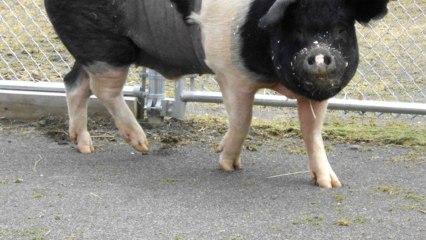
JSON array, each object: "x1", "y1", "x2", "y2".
[
  {"x1": 0, "y1": 80, "x2": 143, "y2": 97},
  {"x1": 180, "y1": 91, "x2": 426, "y2": 115},
  {"x1": 2, "y1": 80, "x2": 426, "y2": 115}
]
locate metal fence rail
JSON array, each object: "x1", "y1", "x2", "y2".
[
  {"x1": 175, "y1": 81, "x2": 426, "y2": 115},
  {"x1": 1, "y1": 0, "x2": 425, "y2": 117}
]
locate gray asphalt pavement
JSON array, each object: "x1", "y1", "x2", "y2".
[{"x1": 0, "y1": 119, "x2": 425, "y2": 240}]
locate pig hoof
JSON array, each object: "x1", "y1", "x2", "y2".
[
  {"x1": 132, "y1": 140, "x2": 150, "y2": 153},
  {"x1": 312, "y1": 172, "x2": 342, "y2": 188},
  {"x1": 78, "y1": 144, "x2": 95, "y2": 154},
  {"x1": 120, "y1": 128, "x2": 150, "y2": 153},
  {"x1": 219, "y1": 158, "x2": 242, "y2": 172},
  {"x1": 70, "y1": 131, "x2": 94, "y2": 153},
  {"x1": 219, "y1": 161, "x2": 235, "y2": 171},
  {"x1": 233, "y1": 158, "x2": 241, "y2": 170}
]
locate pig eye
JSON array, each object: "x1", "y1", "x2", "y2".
[
  {"x1": 295, "y1": 29, "x2": 303, "y2": 38},
  {"x1": 338, "y1": 28, "x2": 346, "y2": 34},
  {"x1": 290, "y1": 27, "x2": 305, "y2": 42}
]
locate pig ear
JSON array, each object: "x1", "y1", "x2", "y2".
[
  {"x1": 258, "y1": 0, "x2": 297, "y2": 30},
  {"x1": 347, "y1": 0, "x2": 390, "y2": 24}
]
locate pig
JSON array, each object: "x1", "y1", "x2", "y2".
[{"x1": 45, "y1": 0, "x2": 389, "y2": 188}]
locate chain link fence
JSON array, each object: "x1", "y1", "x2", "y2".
[
  {"x1": 0, "y1": 0, "x2": 141, "y2": 83},
  {"x1": 1, "y1": 0, "x2": 425, "y2": 114}
]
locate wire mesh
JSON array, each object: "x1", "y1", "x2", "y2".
[
  {"x1": 0, "y1": 0, "x2": 141, "y2": 83},
  {"x1": 1, "y1": 0, "x2": 425, "y2": 106}
]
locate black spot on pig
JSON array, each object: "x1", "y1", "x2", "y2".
[
  {"x1": 347, "y1": 0, "x2": 389, "y2": 24},
  {"x1": 170, "y1": 0, "x2": 193, "y2": 20},
  {"x1": 44, "y1": 0, "x2": 138, "y2": 67}
]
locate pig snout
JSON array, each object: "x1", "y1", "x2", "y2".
[
  {"x1": 293, "y1": 45, "x2": 347, "y2": 94},
  {"x1": 304, "y1": 48, "x2": 336, "y2": 76}
]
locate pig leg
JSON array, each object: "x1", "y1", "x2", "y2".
[
  {"x1": 216, "y1": 75, "x2": 256, "y2": 171},
  {"x1": 86, "y1": 63, "x2": 149, "y2": 153},
  {"x1": 297, "y1": 98, "x2": 341, "y2": 188},
  {"x1": 64, "y1": 62, "x2": 94, "y2": 153}
]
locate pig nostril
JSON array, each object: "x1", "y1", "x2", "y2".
[
  {"x1": 307, "y1": 56, "x2": 315, "y2": 65},
  {"x1": 324, "y1": 55, "x2": 332, "y2": 65}
]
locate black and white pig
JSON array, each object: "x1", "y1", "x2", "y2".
[{"x1": 45, "y1": 0, "x2": 389, "y2": 188}]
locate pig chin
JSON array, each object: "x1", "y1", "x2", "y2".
[{"x1": 292, "y1": 67, "x2": 346, "y2": 101}]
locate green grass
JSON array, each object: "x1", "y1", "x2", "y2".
[
  {"x1": 14, "y1": 178, "x2": 24, "y2": 184},
  {"x1": 183, "y1": 114, "x2": 426, "y2": 149},
  {"x1": 335, "y1": 194, "x2": 346, "y2": 204},
  {"x1": 373, "y1": 185, "x2": 425, "y2": 212},
  {"x1": 373, "y1": 185, "x2": 425, "y2": 203},
  {"x1": 334, "y1": 219, "x2": 352, "y2": 226},
  {"x1": 390, "y1": 146, "x2": 426, "y2": 164},
  {"x1": 353, "y1": 218, "x2": 367, "y2": 224},
  {"x1": 248, "y1": 117, "x2": 426, "y2": 147},
  {"x1": 10, "y1": 227, "x2": 49, "y2": 240},
  {"x1": 157, "y1": 177, "x2": 178, "y2": 185},
  {"x1": 335, "y1": 217, "x2": 369, "y2": 226},
  {"x1": 32, "y1": 193, "x2": 47, "y2": 199},
  {"x1": 228, "y1": 236, "x2": 244, "y2": 240},
  {"x1": 292, "y1": 215, "x2": 325, "y2": 226},
  {"x1": 322, "y1": 122, "x2": 426, "y2": 146}
]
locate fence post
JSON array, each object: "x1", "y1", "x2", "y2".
[
  {"x1": 146, "y1": 70, "x2": 165, "y2": 125},
  {"x1": 168, "y1": 78, "x2": 187, "y2": 120},
  {"x1": 136, "y1": 68, "x2": 148, "y2": 120},
  {"x1": 159, "y1": 77, "x2": 188, "y2": 120}
]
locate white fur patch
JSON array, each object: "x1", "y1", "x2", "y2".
[
  {"x1": 187, "y1": 12, "x2": 202, "y2": 25},
  {"x1": 199, "y1": 0, "x2": 265, "y2": 82},
  {"x1": 315, "y1": 54, "x2": 325, "y2": 65}
]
